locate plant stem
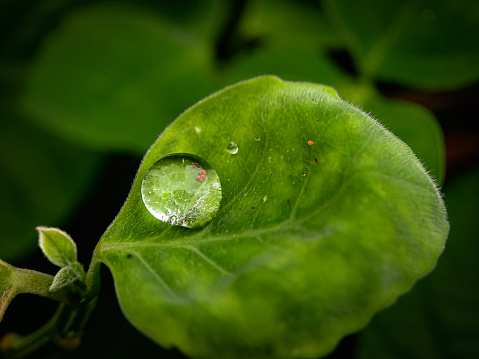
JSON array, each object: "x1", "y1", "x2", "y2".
[
  {"x1": 1, "y1": 298, "x2": 98, "y2": 359},
  {"x1": 0, "y1": 252, "x2": 103, "y2": 358},
  {"x1": 12, "y1": 267, "x2": 72, "y2": 302}
]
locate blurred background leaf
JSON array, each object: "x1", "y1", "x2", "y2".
[
  {"x1": 0, "y1": 116, "x2": 102, "y2": 262},
  {"x1": 0, "y1": 0, "x2": 478, "y2": 358},
  {"x1": 22, "y1": 3, "x2": 216, "y2": 154},
  {"x1": 324, "y1": 0, "x2": 479, "y2": 90}
]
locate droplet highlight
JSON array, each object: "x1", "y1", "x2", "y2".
[
  {"x1": 141, "y1": 154, "x2": 222, "y2": 229},
  {"x1": 254, "y1": 136, "x2": 260, "y2": 141},
  {"x1": 227, "y1": 142, "x2": 238, "y2": 154}
]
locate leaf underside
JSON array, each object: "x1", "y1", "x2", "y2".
[{"x1": 97, "y1": 76, "x2": 448, "y2": 358}]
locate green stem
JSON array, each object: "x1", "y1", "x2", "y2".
[
  {"x1": 1, "y1": 251, "x2": 103, "y2": 358},
  {"x1": 1, "y1": 299, "x2": 100, "y2": 359},
  {"x1": 12, "y1": 268, "x2": 72, "y2": 303}
]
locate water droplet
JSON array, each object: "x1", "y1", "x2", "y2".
[
  {"x1": 141, "y1": 154, "x2": 222, "y2": 229},
  {"x1": 301, "y1": 173, "x2": 307, "y2": 177},
  {"x1": 227, "y1": 142, "x2": 238, "y2": 154},
  {"x1": 195, "y1": 127, "x2": 201, "y2": 133},
  {"x1": 263, "y1": 195, "x2": 267, "y2": 202},
  {"x1": 254, "y1": 136, "x2": 260, "y2": 141}
]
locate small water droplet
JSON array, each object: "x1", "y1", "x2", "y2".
[
  {"x1": 227, "y1": 142, "x2": 238, "y2": 154},
  {"x1": 302, "y1": 173, "x2": 307, "y2": 177},
  {"x1": 263, "y1": 195, "x2": 267, "y2": 202},
  {"x1": 195, "y1": 127, "x2": 201, "y2": 133},
  {"x1": 141, "y1": 154, "x2": 222, "y2": 229},
  {"x1": 255, "y1": 136, "x2": 260, "y2": 141}
]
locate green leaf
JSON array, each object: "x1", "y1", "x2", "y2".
[
  {"x1": 222, "y1": 44, "x2": 445, "y2": 186},
  {"x1": 339, "y1": 83, "x2": 446, "y2": 185},
  {"x1": 324, "y1": 0, "x2": 479, "y2": 90},
  {"x1": 96, "y1": 76, "x2": 448, "y2": 358},
  {"x1": 357, "y1": 167, "x2": 479, "y2": 358},
  {"x1": 37, "y1": 227, "x2": 77, "y2": 268},
  {"x1": 49, "y1": 262, "x2": 85, "y2": 292},
  {"x1": 22, "y1": 3, "x2": 215, "y2": 154}
]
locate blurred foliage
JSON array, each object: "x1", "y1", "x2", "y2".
[
  {"x1": 0, "y1": 0, "x2": 478, "y2": 358},
  {"x1": 22, "y1": 3, "x2": 216, "y2": 153},
  {"x1": 0, "y1": 116, "x2": 102, "y2": 261},
  {"x1": 324, "y1": 0, "x2": 479, "y2": 89}
]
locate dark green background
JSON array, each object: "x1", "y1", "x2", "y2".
[{"x1": 0, "y1": 0, "x2": 478, "y2": 358}]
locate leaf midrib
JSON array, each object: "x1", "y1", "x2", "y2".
[{"x1": 98, "y1": 172, "x2": 356, "y2": 252}]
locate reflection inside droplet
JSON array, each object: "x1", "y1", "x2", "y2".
[
  {"x1": 141, "y1": 154, "x2": 222, "y2": 229},
  {"x1": 227, "y1": 142, "x2": 238, "y2": 154}
]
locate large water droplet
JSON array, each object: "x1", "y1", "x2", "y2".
[
  {"x1": 226, "y1": 142, "x2": 238, "y2": 154},
  {"x1": 141, "y1": 154, "x2": 222, "y2": 229}
]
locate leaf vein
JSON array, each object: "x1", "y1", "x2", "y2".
[{"x1": 134, "y1": 252, "x2": 177, "y2": 298}]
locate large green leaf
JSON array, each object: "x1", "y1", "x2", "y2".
[
  {"x1": 324, "y1": 0, "x2": 479, "y2": 90},
  {"x1": 96, "y1": 77, "x2": 448, "y2": 358},
  {"x1": 222, "y1": 47, "x2": 445, "y2": 185},
  {"x1": 22, "y1": 3, "x2": 215, "y2": 154},
  {"x1": 356, "y1": 167, "x2": 479, "y2": 358}
]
